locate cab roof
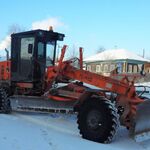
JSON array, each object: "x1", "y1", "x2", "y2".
[{"x1": 11, "y1": 29, "x2": 65, "y2": 41}]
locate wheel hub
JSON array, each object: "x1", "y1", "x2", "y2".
[{"x1": 87, "y1": 110, "x2": 102, "y2": 129}]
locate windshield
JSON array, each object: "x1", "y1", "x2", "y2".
[{"x1": 46, "y1": 41, "x2": 55, "y2": 67}]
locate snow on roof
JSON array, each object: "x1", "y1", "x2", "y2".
[{"x1": 84, "y1": 49, "x2": 150, "y2": 62}]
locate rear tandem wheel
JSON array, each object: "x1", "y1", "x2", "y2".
[{"x1": 77, "y1": 97, "x2": 119, "y2": 143}]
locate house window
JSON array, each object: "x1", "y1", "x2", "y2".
[
  {"x1": 103, "y1": 64, "x2": 109, "y2": 72},
  {"x1": 100, "y1": 64, "x2": 104, "y2": 72},
  {"x1": 133, "y1": 65, "x2": 138, "y2": 73},
  {"x1": 87, "y1": 65, "x2": 91, "y2": 71},
  {"x1": 117, "y1": 63, "x2": 123, "y2": 73},
  {"x1": 110, "y1": 64, "x2": 116, "y2": 72},
  {"x1": 96, "y1": 65, "x2": 101, "y2": 72},
  {"x1": 128, "y1": 64, "x2": 133, "y2": 73},
  {"x1": 138, "y1": 64, "x2": 143, "y2": 73},
  {"x1": 91, "y1": 65, "x2": 96, "y2": 72}
]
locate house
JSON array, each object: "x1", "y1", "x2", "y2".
[
  {"x1": 144, "y1": 63, "x2": 150, "y2": 73},
  {"x1": 84, "y1": 49, "x2": 150, "y2": 76}
]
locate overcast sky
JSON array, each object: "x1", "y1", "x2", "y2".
[{"x1": 0, "y1": 0, "x2": 150, "y2": 58}]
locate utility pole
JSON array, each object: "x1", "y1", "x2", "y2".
[{"x1": 142, "y1": 49, "x2": 145, "y2": 58}]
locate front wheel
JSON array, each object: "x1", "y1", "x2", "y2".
[
  {"x1": 77, "y1": 97, "x2": 119, "y2": 143},
  {"x1": 0, "y1": 88, "x2": 12, "y2": 113}
]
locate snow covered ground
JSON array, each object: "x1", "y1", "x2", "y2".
[
  {"x1": 0, "y1": 112, "x2": 150, "y2": 150},
  {"x1": 0, "y1": 82, "x2": 150, "y2": 150}
]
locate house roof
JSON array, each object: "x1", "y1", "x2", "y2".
[{"x1": 84, "y1": 49, "x2": 150, "y2": 62}]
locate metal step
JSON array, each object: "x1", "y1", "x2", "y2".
[{"x1": 10, "y1": 95, "x2": 77, "y2": 114}]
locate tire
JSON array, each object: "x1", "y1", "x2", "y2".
[
  {"x1": 77, "y1": 97, "x2": 119, "y2": 143},
  {"x1": 0, "y1": 88, "x2": 12, "y2": 113}
]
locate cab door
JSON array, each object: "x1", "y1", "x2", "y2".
[
  {"x1": 34, "y1": 41, "x2": 46, "y2": 81},
  {"x1": 20, "y1": 37, "x2": 35, "y2": 81}
]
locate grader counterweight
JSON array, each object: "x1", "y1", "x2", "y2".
[{"x1": 0, "y1": 29, "x2": 150, "y2": 143}]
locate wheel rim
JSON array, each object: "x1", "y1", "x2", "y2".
[{"x1": 86, "y1": 110, "x2": 102, "y2": 130}]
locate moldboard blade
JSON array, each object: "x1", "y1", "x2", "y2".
[
  {"x1": 133, "y1": 100, "x2": 150, "y2": 142},
  {"x1": 10, "y1": 95, "x2": 76, "y2": 114}
]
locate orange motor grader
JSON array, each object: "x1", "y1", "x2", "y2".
[{"x1": 0, "y1": 29, "x2": 150, "y2": 143}]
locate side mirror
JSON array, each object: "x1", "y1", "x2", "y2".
[{"x1": 28, "y1": 44, "x2": 33, "y2": 54}]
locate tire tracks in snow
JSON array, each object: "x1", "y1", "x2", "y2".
[{"x1": 13, "y1": 112, "x2": 78, "y2": 136}]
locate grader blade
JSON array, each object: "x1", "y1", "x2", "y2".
[
  {"x1": 133, "y1": 100, "x2": 150, "y2": 142},
  {"x1": 10, "y1": 96, "x2": 75, "y2": 114}
]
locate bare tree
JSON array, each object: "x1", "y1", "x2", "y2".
[
  {"x1": 96, "y1": 46, "x2": 106, "y2": 54},
  {"x1": 67, "y1": 44, "x2": 78, "y2": 58},
  {"x1": 0, "y1": 24, "x2": 25, "y2": 60},
  {"x1": 8, "y1": 24, "x2": 25, "y2": 34}
]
